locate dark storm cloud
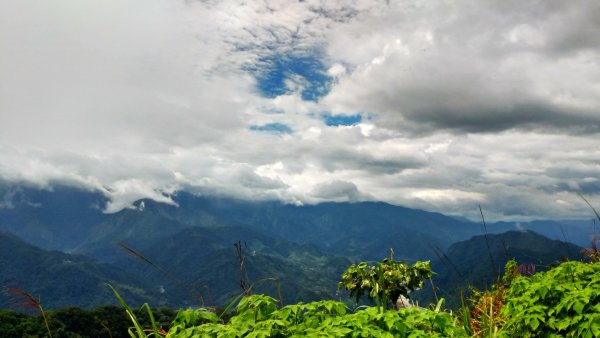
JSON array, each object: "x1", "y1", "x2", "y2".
[{"x1": 406, "y1": 102, "x2": 600, "y2": 135}]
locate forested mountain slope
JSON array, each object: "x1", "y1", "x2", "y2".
[{"x1": 0, "y1": 231, "x2": 160, "y2": 310}]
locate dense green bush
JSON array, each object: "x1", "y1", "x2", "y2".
[
  {"x1": 501, "y1": 261, "x2": 600, "y2": 337},
  {"x1": 167, "y1": 294, "x2": 467, "y2": 337}
]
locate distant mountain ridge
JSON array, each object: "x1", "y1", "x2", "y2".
[
  {"x1": 0, "y1": 184, "x2": 482, "y2": 263},
  {"x1": 1, "y1": 184, "x2": 593, "y2": 260},
  {"x1": 420, "y1": 230, "x2": 583, "y2": 306},
  {"x1": 0, "y1": 184, "x2": 107, "y2": 252},
  {"x1": 0, "y1": 183, "x2": 596, "y2": 309},
  {"x1": 486, "y1": 220, "x2": 597, "y2": 248},
  {"x1": 437, "y1": 230, "x2": 582, "y2": 287}
]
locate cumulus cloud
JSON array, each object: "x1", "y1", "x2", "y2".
[
  {"x1": 323, "y1": 0, "x2": 600, "y2": 135},
  {"x1": 0, "y1": 0, "x2": 599, "y2": 220}
]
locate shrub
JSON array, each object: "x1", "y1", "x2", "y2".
[
  {"x1": 167, "y1": 294, "x2": 468, "y2": 337},
  {"x1": 338, "y1": 259, "x2": 432, "y2": 310},
  {"x1": 501, "y1": 261, "x2": 600, "y2": 337}
]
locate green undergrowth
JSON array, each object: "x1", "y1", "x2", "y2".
[
  {"x1": 112, "y1": 258, "x2": 600, "y2": 337},
  {"x1": 502, "y1": 261, "x2": 600, "y2": 337},
  {"x1": 167, "y1": 295, "x2": 466, "y2": 337}
]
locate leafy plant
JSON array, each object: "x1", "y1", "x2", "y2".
[
  {"x1": 501, "y1": 261, "x2": 600, "y2": 337},
  {"x1": 338, "y1": 258, "x2": 432, "y2": 310},
  {"x1": 166, "y1": 294, "x2": 468, "y2": 337}
]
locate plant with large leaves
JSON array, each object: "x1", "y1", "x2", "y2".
[
  {"x1": 501, "y1": 261, "x2": 600, "y2": 337},
  {"x1": 338, "y1": 258, "x2": 432, "y2": 310}
]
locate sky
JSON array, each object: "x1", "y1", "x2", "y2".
[{"x1": 1, "y1": 0, "x2": 600, "y2": 220}]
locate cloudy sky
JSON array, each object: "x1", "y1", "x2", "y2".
[{"x1": 1, "y1": 0, "x2": 599, "y2": 220}]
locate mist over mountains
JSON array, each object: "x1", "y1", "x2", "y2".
[{"x1": 0, "y1": 183, "x2": 595, "y2": 309}]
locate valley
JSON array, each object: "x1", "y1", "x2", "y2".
[{"x1": 0, "y1": 184, "x2": 594, "y2": 310}]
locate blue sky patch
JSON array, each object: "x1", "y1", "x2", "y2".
[
  {"x1": 248, "y1": 52, "x2": 332, "y2": 102},
  {"x1": 321, "y1": 113, "x2": 362, "y2": 126},
  {"x1": 249, "y1": 123, "x2": 293, "y2": 134}
]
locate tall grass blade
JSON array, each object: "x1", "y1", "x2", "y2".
[
  {"x1": 375, "y1": 263, "x2": 387, "y2": 313},
  {"x1": 579, "y1": 193, "x2": 600, "y2": 222},
  {"x1": 434, "y1": 298, "x2": 445, "y2": 312},
  {"x1": 458, "y1": 290, "x2": 473, "y2": 336},
  {"x1": 118, "y1": 242, "x2": 205, "y2": 306},
  {"x1": 479, "y1": 205, "x2": 498, "y2": 280},
  {"x1": 428, "y1": 278, "x2": 439, "y2": 305},
  {"x1": 109, "y1": 284, "x2": 148, "y2": 338},
  {"x1": 141, "y1": 303, "x2": 161, "y2": 336},
  {"x1": 234, "y1": 240, "x2": 251, "y2": 296},
  {"x1": 6, "y1": 287, "x2": 52, "y2": 338}
]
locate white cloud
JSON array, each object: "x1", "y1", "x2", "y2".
[
  {"x1": 1, "y1": 0, "x2": 599, "y2": 219},
  {"x1": 323, "y1": 0, "x2": 600, "y2": 134}
]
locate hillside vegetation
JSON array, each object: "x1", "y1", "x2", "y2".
[
  {"x1": 112, "y1": 257, "x2": 600, "y2": 337},
  {"x1": 0, "y1": 231, "x2": 161, "y2": 310},
  {"x1": 421, "y1": 230, "x2": 583, "y2": 307}
]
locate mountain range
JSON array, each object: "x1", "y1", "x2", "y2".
[
  {"x1": 419, "y1": 230, "x2": 583, "y2": 307},
  {"x1": 0, "y1": 183, "x2": 594, "y2": 309}
]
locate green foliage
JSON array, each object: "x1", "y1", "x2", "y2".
[
  {"x1": 466, "y1": 260, "x2": 520, "y2": 337},
  {"x1": 501, "y1": 260, "x2": 519, "y2": 286},
  {"x1": 109, "y1": 285, "x2": 177, "y2": 337},
  {"x1": 0, "y1": 310, "x2": 47, "y2": 337},
  {"x1": 0, "y1": 305, "x2": 176, "y2": 338},
  {"x1": 0, "y1": 231, "x2": 161, "y2": 310},
  {"x1": 166, "y1": 294, "x2": 467, "y2": 337},
  {"x1": 338, "y1": 259, "x2": 432, "y2": 309},
  {"x1": 501, "y1": 261, "x2": 600, "y2": 337}
]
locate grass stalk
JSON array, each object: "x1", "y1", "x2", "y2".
[
  {"x1": 479, "y1": 205, "x2": 498, "y2": 280},
  {"x1": 6, "y1": 287, "x2": 52, "y2": 338},
  {"x1": 118, "y1": 242, "x2": 205, "y2": 307}
]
